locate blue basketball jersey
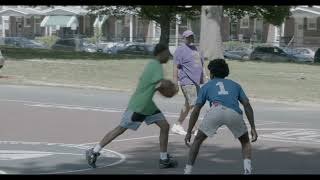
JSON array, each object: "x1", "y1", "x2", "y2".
[{"x1": 196, "y1": 78, "x2": 248, "y2": 114}]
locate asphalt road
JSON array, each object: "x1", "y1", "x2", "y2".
[{"x1": 1, "y1": 84, "x2": 320, "y2": 174}]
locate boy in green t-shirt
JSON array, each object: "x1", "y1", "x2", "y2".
[{"x1": 86, "y1": 44, "x2": 178, "y2": 169}]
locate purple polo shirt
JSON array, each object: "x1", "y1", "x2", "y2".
[{"x1": 174, "y1": 44, "x2": 204, "y2": 86}]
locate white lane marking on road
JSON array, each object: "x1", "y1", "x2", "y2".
[
  {"x1": 260, "y1": 137, "x2": 320, "y2": 145},
  {"x1": 0, "y1": 141, "x2": 126, "y2": 174},
  {"x1": 0, "y1": 150, "x2": 84, "y2": 160},
  {"x1": 0, "y1": 98, "x2": 307, "y2": 125},
  {"x1": 257, "y1": 128, "x2": 320, "y2": 145},
  {"x1": 79, "y1": 133, "x2": 178, "y2": 146},
  {"x1": 23, "y1": 103, "x2": 202, "y2": 119},
  {"x1": 22, "y1": 104, "x2": 302, "y2": 125}
]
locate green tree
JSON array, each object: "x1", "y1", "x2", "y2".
[
  {"x1": 88, "y1": 5, "x2": 291, "y2": 50},
  {"x1": 87, "y1": 6, "x2": 201, "y2": 46}
]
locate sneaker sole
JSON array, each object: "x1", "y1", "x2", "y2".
[{"x1": 159, "y1": 162, "x2": 178, "y2": 169}]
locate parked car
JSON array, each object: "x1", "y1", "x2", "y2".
[
  {"x1": 117, "y1": 44, "x2": 155, "y2": 56},
  {"x1": 103, "y1": 42, "x2": 137, "y2": 55},
  {"x1": 224, "y1": 47, "x2": 252, "y2": 60},
  {"x1": 97, "y1": 42, "x2": 117, "y2": 52},
  {"x1": 283, "y1": 47, "x2": 314, "y2": 63},
  {"x1": 52, "y1": 38, "x2": 97, "y2": 53},
  {"x1": 0, "y1": 50, "x2": 4, "y2": 69},
  {"x1": 250, "y1": 46, "x2": 297, "y2": 62},
  {"x1": 3, "y1": 37, "x2": 48, "y2": 49},
  {"x1": 20, "y1": 40, "x2": 49, "y2": 49},
  {"x1": 315, "y1": 48, "x2": 320, "y2": 63},
  {"x1": 81, "y1": 41, "x2": 98, "y2": 53}
]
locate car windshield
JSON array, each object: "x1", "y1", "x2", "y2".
[
  {"x1": 146, "y1": 45, "x2": 154, "y2": 51},
  {"x1": 295, "y1": 49, "x2": 309, "y2": 54}
]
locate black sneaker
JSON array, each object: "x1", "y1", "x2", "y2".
[
  {"x1": 85, "y1": 148, "x2": 100, "y2": 168},
  {"x1": 159, "y1": 154, "x2": 178, "y2": 169}
]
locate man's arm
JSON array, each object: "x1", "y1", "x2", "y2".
[
  {"x1": 173, "y1": 64, "x2": 179, "y2": 85},
  {"x1": 200, "y1": 54, "x2": 208, "y2": 84},
  {"x1": 202, "y1": 65, "x2": 209, "y2": 83},
  {"x1": 240, "y1": 99, "x2": 258, "y2": 142}
]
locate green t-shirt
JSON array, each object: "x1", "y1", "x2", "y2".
[{"x1": 127, "y1": 59, "x2": 163, "y2": 115}]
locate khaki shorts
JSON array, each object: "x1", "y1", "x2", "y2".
[
  {"x1": 199, "y1": 104, "x2": 248, "y2": 138},
  {"x1": 181, "y1": 85, "x2": 198, "y2": 106}
]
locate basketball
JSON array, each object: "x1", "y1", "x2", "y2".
[{"x1": 157, "y1": 79, "x2": 179, "y2": 98}]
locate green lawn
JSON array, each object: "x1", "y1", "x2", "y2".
[{"x1": 1, "y1": 59, "x2": 320, "y2": 104}]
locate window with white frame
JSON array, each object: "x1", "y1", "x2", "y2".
[
  {"x1": 240, "y1": 16, "x2": 250, "y2": 29},
  {"x1": 307, "y1": 17, "x2": 317, "y2": 30},
  {"x1": 24, "y1": 17, "x2": 31, "y2": 27}
]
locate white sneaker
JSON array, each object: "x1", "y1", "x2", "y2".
[
  {"x1": 244, "y1": 159, "x2": 252, "y2": 175},
  {"x1": 184, "y1": 169, "x2": 192, "y2": 174},
  {"x1": 171, "y1": 124, "x2": 187, "y2": 135},
  {"x1": 244, "y1": 168, "x2": 252, "y2": 175}
]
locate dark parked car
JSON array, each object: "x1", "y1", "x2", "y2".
[
  {"x1": 0, "y1": 50, "x2": 4, "y2": 69},
  {"x1": 51, "y1": 38, "x2": 97, "y2": 52},
  {"x1": 224, "y1": 47, "x2": 252, "y2": 60},
  {"x1": 315, "y1": 48, "x2": 320, "y2": 63},
  {"x1": 250, "y1": 46, "x2": 297, "y2": 62},
  {"x1": 102, "y1": 42, "x2": 135, "y2": 54},
  {"x1": 117, "y1": 44, "x2": 155, "y2": 56}
]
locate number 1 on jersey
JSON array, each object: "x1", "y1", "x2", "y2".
[{"x1": 216, "y1": 82, "x2": 229, "y2": 95}]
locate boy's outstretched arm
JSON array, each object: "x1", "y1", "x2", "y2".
[
  {"x1": 240, "y1": 99, "x2": 258, "y2": 142},
  {"x1": 185, "y1": 104, "x2": 203, "y2": 147}
]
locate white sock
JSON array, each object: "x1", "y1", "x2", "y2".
[
  {"x1": 160, "y1": 152, "x2": 168, "y2": 160},
  {"x1": 93, "y1": 144, "x2": 102, "y2": 153},
  {"x1": 244, "y1": 159, "x2": 252, "y2": 174},
  {"x1": 184, "y1": 164, "x2": 193, "y2": 174}
]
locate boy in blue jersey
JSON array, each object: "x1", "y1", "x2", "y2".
[{"x1": 184, "y1": 59, "x2": 258, "y2": 174}]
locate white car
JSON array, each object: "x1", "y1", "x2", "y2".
[
  {"x1": 0, "y1": 50, "x2": 4, "y2": 69},
  {"x1": 294, "y1": 48, "x2": 315, "y2": 61}
]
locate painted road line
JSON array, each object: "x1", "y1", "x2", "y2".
[{"x1": 0, "y1": 98, "x2": 309, "y2": 125}]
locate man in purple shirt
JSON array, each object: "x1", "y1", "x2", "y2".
[{"x1": 172, "y1": 30, "x2": 209, "y2": 135}]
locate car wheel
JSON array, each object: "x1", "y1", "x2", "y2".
[{"x1": 242, "y1": 55, "x2": 249, "y2": 60}]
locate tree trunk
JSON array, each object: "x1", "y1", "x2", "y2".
[
  {"x1": 159, "y1": 16, "x2": 171, "y2": 47},
  {"x1": 200, "y1": 6, "x2": 224, "y2": 60}
]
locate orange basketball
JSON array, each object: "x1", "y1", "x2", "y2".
[{"x1": 157, "y1": 79, "x2": 179, "y2": 98}]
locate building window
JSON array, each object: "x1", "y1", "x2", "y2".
[
  {"x1": 16, "y1": 17, "x2": 22, "y2": 22},
  {"x1": 240, "y1": 16, "x2": 250, "y2": 29},
  {"x1": 34, "y1": 16, "x2": 42, "y2": 23},
  {"x1": 307, "y1": 18, "x2": 317, "y2": 30},
  {"x1": 24, "y1": 17, "x2": 31, "y2": 27},
  {"x1": 230, "y1": 22, "x2": 237, "y2": 35}
]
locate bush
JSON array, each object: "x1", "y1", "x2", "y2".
[
  {"x1": 35, "y1": 35, "x2": 59, "y2": 48},
  {"x1": 0, "y1": 45, "x2": 153, "y2": 60}
]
